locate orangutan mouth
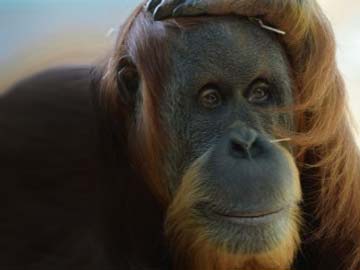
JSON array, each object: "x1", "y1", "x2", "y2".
[{"x1": 215, "y1": 207, "x2": 287, "y2": 224}]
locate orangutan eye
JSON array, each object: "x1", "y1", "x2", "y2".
[
  {"x1": 199, "y1": 87, "x2": 222, "y2": 109},
  {"x1": 246, "y1": 82, "x2": 271, "y2": 104}
]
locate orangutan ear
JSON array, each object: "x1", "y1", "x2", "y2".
[{"x1": 116, "y1": 60, "x2": 140, "y2": 105}]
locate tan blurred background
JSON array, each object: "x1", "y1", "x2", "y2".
[
  {"x1": 0, "y1": 0, "x2": 359, "y2": 142},
  {"x1": 318, "y1": 0, "x2": 360, "y2": 143}
]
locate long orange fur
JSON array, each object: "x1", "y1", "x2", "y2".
[{"x1": 100, "y1": 1, "x2": 360, "y2": 269}]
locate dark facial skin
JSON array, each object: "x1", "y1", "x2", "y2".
[
  {"x1": 159, "y1": 17, "x2": 299, "y2": 252},
  {"x1": 161, "y1": 17, "x2": 293, "y2": 187}
]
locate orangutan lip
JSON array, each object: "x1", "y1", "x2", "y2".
[{"x1": 214, "y1": 207, "x2": 286, "y2": 222}]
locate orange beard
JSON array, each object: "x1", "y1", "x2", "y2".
[{"x1": 165, "y1": 153, "x2": 301, "y2": 270}]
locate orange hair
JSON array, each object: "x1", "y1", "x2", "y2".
[
  {"x1": 100, "y1": 1, "x2": 360, "y2": 269},
  {"x1": 261, "y1": 2, "x2": 360, "y2": 269}
]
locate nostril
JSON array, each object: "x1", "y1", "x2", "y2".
[
  {"x1": 231, "y1": 140, "x2": 250, "y2": 153},
  {"x1": 229, "y1": 129, "x2": 258, "y2": 158}
]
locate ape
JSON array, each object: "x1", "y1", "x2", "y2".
[{"x1": 1, "y1": 0, "x2": 360, "y2": 270}]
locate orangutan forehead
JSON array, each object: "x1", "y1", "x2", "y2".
[{"x1": 165, "y1": 17, "x2": 290, "y2": 88}]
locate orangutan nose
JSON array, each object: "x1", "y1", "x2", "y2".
[{"x1": 229, "y1": 127, "x2": 258, "y2": 158}]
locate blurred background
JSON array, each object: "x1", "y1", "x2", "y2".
[{"x1": 0, "y1": 0, "x2": 359, "y2": 142}]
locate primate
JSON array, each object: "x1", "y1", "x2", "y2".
[{"x1": 1, "y1": 0, "x2": 360, "y2": 269}]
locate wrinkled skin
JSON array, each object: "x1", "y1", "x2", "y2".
[{"x1": 151, "y1": 16, "x2": 301, "y2": 256}]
